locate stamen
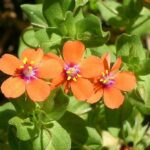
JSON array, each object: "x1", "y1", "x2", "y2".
[
  {"x1": 99, "y1": 70, "x2": 115, "y2": 87},
  {"x1": 28, "y1": 66, "x2": 32, "y2": 70},
  {"x1": 105, "y1": 70, "x2": 108, "y2": 74},
  {"x1": 30, "y1": 61, "x2": 34, "y2": 64},
  {"x1": 67, "y1": 76, "x2": 72, "y2": 81},
  {"x1": 65, "y1": 64, "x2": 81, "y2": 82},
  {"x1": 73, "y1": 77, "x2": 77, "y2": 82},
  {"x1": 23, "y1": 57, "x2": 28, "y2": 64},
  {"x1": 77, "y1": 74, "x2": 82, "y2": 77},
  {"x1": 66, "y1": 70, "x2": 71, "y2": 74},
  {"x1": 102, "y1": 72, "x2": 105, "y2": 77},
  {"x1": 100, "y1": 79, "x2": 104, "y2": 82},
  {"x1": 20, "y1": 65, "x2": 24, "y2": 69}
]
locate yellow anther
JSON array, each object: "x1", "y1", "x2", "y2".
[
  {"x1": 105, "y1": 70, "x2": 108, "y2": 74},
  {"x1": 30, "y1": 61, "x2": 35, "y2": 64},
  {"x1": 100, "y1": 78, "x2": 104, "y2": 82},
  {"x1": 20, "y1": 65, "x2": 24, "y2": 69},
  {"x1": 67, "y1": 76, "x2": 72, "y2": 80},
  {"x1": 66, "y1": 70, "x2": 71, "y2": 74},
  {"x1": 102, "y1": 72, "x2": 105, "y2": 77},
  {"x1": 73, "y1": 77, "x2": 77, "y2": 82},
  {"x1": 77, "y1": 74, "x2": 82, "y2": 78},
  {"x1": 103, "y1": 79, "x2": 108, "y2": 84},
  {"x1": 23, "y1": 57, "x2": 28, "y2": 64},
  {"x1": 28, "y1": 66, "x2": 32, "y2": 70}
]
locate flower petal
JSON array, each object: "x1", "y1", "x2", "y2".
[
  {"x1": 101, "y1": 53, "x2": 110, "y2": 70},
  {"x1": 26, "y1": 79, "x2": 50, "y2": 102},
  {"x1": 87, "y1": 88, "x2": 103, "y2": 104},
  {"x1": 0, "y1": 54, "x2": 21, "y2": 75},
  {"x1": 63, "y1": 41, "x2": 85, "y2": 64},
  {"x1": 21, "y1": 48, "x2": 43, "y2": 64},
  {"x1": 104, "y1": 87, "x2": 124, "y2": 109},
  {"x1": 111, "y1": 57, "x2": 122, "y2": 73},
  {"x1": 37, "y1": 59, "x2": 63, "y2": 79},
  {"x1": 44, "y1": 52, "x2": 64, "y2": 66},
  {"x1": 80, "y1": 56, "x2": 104, "y2": 78},
  {"x1": 1, "y1": 77, "x2": 25, "y2": 98},
  {"x1": 71, "y1": 78, "x2": 93, "y2": 100},
  {"x1": 114, "y1": 72, "x2": 136, "y2": 91},
  {"x1": 51, "y1": 73, "x2": 65, "y2": 88}
]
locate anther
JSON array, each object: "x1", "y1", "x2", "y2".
[
  {"x1": 23, "y1": 57, "x2": 28, "y2": 64},
  {"x1": 73, "y1": 77, "x2": 77, "y2": 82},
  {"x1": 28, "y1": 66, "x2": 32, "y2": 70},
  {"x1": 20, "y1": 65, "x2": 24, "y2": 69},
  {"x1": 67, "y1": 76, "x2": 71, "y2": 81}
]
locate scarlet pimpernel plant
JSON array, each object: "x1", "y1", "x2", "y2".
[{"x1": 0, "y1": 0, "x2": 150, "y2": 150}]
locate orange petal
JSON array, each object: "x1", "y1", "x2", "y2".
[
  {"x1": 63, "y1": 41, "x2": 85, "y2": 64},
  {"x1": 1, "y1": 77, "x2": 25, "y2": 98},
  {"x1": 37, "y1": 59, "x2": 63, "y2": 79},
  {"x1": 21, "y1": 48, "x2": 43, "y2": 64},
  {"x1": 51, "y1": 73, "x2": 65, "y2": 88},
  {"x1": 26, "y1": 78, "x2": 50, "y2": 102},
  {"x1": 101, "y1": 53, "x2": 110, "y2": 70},
  {"x1": 71, "y1": 78, "x2": 93, "y2": 100},
  {"x1": 103, "y1": 87, "x2": 124, "y2": 109},
  {"x1": 111, "y1": 57, "x2": 122, "y2": 73},
  {"x1": 80, "y1": 56, "x2": 104, "y2": 78},
  {"x1": 0, "y1": 54, "x2": 21, "y2": 75},
  {"x1": 114, "y1": 72, "x2": 136, "y2": 91},
  {"x1": 87, "y1": 88, "x2": 103, "y2": 104},
  {"x1": 44, "y1": 52, "x2": 64, "y2": 66}
]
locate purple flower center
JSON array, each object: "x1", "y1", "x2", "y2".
[
  {"x1": 64, "y1": 64, "x2": 81, "y2": 81},
  {"x1": 16, "y1": 57, "x2": 37, "y2": 82},
  {"x1": 100, "y1": 70, "x2": 115, "y2": 87}
]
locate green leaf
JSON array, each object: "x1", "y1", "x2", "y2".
[
  {"x1": 136, "y1": 59, "x2": 150, "y2": 75},
  {"x1": 90, "y1": 44, "x2": 116, "y2": 61},
  {"x1": 8, "y1": 127, "x2": 33, "y2": 150},
  {"x1": 59, "y1": 111, "x2": 102, "y2": 149},
  {"x1": 122, "y1": 0, "x2": 143, "y2": 18},
  {"x1": 67, "y1": 96, "x2": 91, "y2": 119},
  {"x1": 123, "y1": 113, "x2": 148, "y2": 145},
  {"x1": 84, "y1": 127, "x2": 102, "y2": 149},
  {"x1": 97, "y1": 0, "x2": 123, "y2": 27},
  {"x1": 35, "y1": 28, "x2": 62, "y2": 52},
  {"x1": 76, "y1": 14, "x2": 109, "y2": 47},
  {"x1": 33, "y1": 121, "x2": 71, "y2": 150},
  {"x1": 116, "y1": 34, "x2": 145, "y2": 61},
  {"x1": 58, "y1": 11, "x2": 76, "y2": 38},
  {"x1": 40, "y1": 89, "x2": 69, "y2": 121},
  {"x1": 127, "y1": 7, "x2": 150, "y2": 36},
  {"x1": 137, "y1": 75, "x2": 150, "y2": 104},
  {"x1": 59, "y1": 111, "x2": 88, "y2": 144},
  {"x1": 21, "y1": 4, "x2": 47, "y2": 26},
  {"x1": 11, "y1": 95, "x2": 35, "y2": 115},
  {"x1": 18, "y1": 27, "x2": 39, "y2": 57},
  {"x1": 43, "y1": 0, "x2": 75, "y2": 26},
  {"x1": 0, "y1": 102, "x2": 16, "y2": 129},
  {"x1": 105, "y1": 99, "x2": 133, "y2": 136},
  {"x1": 9, "y1": 116, "x2": 38, "y2": 141},
  {"x1": 75, "y1": 0, "x2": 89, "y2": 8}
]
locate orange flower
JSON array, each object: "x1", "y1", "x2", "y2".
[
  {"x1": 87, "y1": 53, "x2": 136, "y2": 109},
  {"x1": 46, "y1": 41, "x2": 103, "y2": 100},
  {"x1": 0, "y1": 48, "x2": 62, "y2": 101}
]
